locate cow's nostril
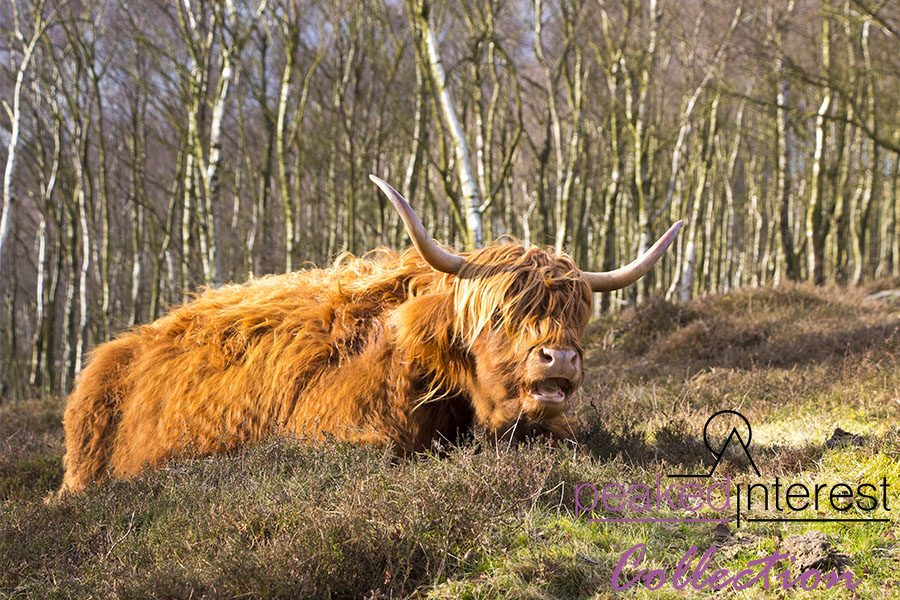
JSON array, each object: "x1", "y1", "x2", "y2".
[{"x1": 537, "y1": 347, "x2": 579, "y2": 371}]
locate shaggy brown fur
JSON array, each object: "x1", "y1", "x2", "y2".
[{"x1": 60, "y1": 242, "x2": 592, "y2": 494}]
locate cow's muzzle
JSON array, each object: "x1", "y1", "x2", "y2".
[{"x1": 529, "y1": 346, "x2": 581, "y2": 404}]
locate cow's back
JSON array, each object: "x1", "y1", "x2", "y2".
[{"x1": 61, "y1": 268, "x2": 384, "y2": 492}]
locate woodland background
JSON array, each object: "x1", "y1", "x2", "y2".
[{"x1": 1, "y1": 0, "x2": 900, "y2": 399}]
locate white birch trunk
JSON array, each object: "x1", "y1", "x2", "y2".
[
  {"x1": 419, "y1": 6, "x2": 483, "y2": 248},
  {"x1": 72, "y1": 148, "x2": 91, "y2": 377},
  {"x1": 0, "y1": 3, "x2": 49, "y2": 277},
  {"x1": 202, "y1": 0, "x2": 239, "y2": 287},
  {"x1": 29, "y1": 214, "x2": 46, "y2": 387}
]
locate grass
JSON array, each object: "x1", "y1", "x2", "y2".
[{"x1": 2, "y1": 281, "x2": 899, "y2": 598}]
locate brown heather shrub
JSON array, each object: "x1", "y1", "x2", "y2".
[
  {"x1": 594, "y1": 297, "x2": 698, "y2": 355},
  {"x1": 1, "y1": 427, "x2": 596, "y2": 598},
  {"x1": 0, "y1": 398, "x2": 64, "y2": 502},
  {"x1": 594, "y1": 283, "x2": 900, "y2": 377}
]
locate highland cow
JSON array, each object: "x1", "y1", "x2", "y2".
[{"x1": 59, "y1": 176, "x2": 682, "y2": 494}]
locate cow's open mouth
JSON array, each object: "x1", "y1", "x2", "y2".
[{"x1": 530, "y1": 378, "x2": 572, "y2": 403}]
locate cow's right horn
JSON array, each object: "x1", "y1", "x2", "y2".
[
  {"x1": 370, "y1": 174, "x2": 465, "y2": 275},
  {"x1": 583, "y1": 221, "x2": 683, "y2": 292}
]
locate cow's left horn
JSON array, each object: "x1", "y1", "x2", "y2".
[
  {"x1": 583, "y1": 221, "x2": 684, "y2": 292},
  {"x1": 370, "y1": 175, "x2": 465, "y2": 275}
]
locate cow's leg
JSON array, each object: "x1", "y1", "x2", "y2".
[{"x1": 58, "y1": 336, "x2": 136, "y2": 496}]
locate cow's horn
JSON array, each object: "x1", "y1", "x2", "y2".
[
  {"x1": 370, "y1": 175, "x2": 465, "y2": 275},
  {"x1": 583, "y1": 221, "x2": 684, "y2": 292}
]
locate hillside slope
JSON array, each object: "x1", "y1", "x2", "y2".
[{"x1": 2, "y1": 282, "x2": 899, "y2": 598}]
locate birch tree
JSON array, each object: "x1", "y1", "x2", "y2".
[
  {"x1": 0, "y1": 0, "x2": 56, "y2": 278},
  {"x1": 409, "y1": 0, "x2": 483, "y2": 248}
]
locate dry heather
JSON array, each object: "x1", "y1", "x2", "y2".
[{"x1": 2, "y1": 282, "x2": 899, "y2": 598}]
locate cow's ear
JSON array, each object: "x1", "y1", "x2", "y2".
[{"x1": 390, "y1": 292, "x2": 460, "y2": 365}]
